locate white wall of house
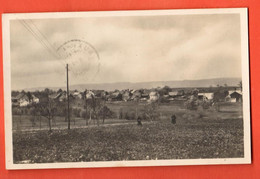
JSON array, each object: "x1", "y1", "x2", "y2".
[
  {"x1": 149, "y1": 92, "x2": 159, "y2": 101},
  {"x1": 19, "y1": 100, "x2": 30, "y2": 107},
  {"x1": 33, "y1": 97, "x2": 39, "y2": 103},
  {"x1": 230, "y1": 98, "x2": 237, "y2": 103}
]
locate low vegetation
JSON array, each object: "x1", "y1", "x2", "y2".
[{"x1": 13, "y1": 102, "x2": 244, "y2": 163}]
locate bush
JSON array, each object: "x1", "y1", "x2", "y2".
[
  {"x1": 98, "y1": 106, "x2": 114, "y2": 119},
  {"x1": 80, "y1": 110, "x2": 87, "y2": 118},
  {"x1": 185, "y1": 99, "x2": 198, "y2": 110},
  {"x1": 72, "y1": 108, "x2": 81, "y2": 118},
  {"x1": 124, "y1": 112, "x2": 130, "y2": 120},
  {"x1": 118, "y1": 108, "x2": 123, "y2": 119}
]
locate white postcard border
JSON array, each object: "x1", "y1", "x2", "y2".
[{"x1": 2, "y1": 8, "x2": 251, "y2": 170}]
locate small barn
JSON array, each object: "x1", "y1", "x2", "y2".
[
  {"x1": 230, "y1": 91, "x2": 242, "y2": 103},
  {"x1": 198, "y1": 92, "x2": 214, "y2": 101}
]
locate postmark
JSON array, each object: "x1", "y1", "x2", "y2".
[{"x1": 57, "y1": 39, "x2": 100, "y2": 81}]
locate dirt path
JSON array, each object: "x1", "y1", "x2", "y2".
[{"x1": 13, "y1": 120, "x2": 151, "y2": 133}]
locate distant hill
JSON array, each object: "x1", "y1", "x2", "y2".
[{"x1": 23, "y1": 77, "x2": 241, "y2": 92}]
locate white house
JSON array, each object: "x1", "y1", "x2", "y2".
[
  {"x1": 198, "y1": 92, "x2": 214, "y2": 101},
  {"x1": 149, "y1": 91, "x2": 159, "y2": 101},
  {"x1": 85, "y1": 90, "x2": 95, "y2": 99},
  {"x1": 12, "y1": 92, "x2": 39, "y2": 107},
  {"x1": 226, "y1": 91, "x2": 243, "y2": 103},
  {"x1": 32, "y1": 95, "x2": 39, "y2": 103}
]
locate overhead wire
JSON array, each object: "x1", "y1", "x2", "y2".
[
  {"x1": 19, "y1": 19, "x2": 100, "y2": 84},
  {"x1": 28, "y1": 19, "x2": 62, "y2": 60},
  {"x1": 19, "y1": 19, "x2": 67, "y2": 77}
]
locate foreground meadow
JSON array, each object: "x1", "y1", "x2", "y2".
[{"x1": 13, "y1": 103, "x2": 244, "y2": 163}]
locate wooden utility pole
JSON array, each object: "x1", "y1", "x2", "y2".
[{"x1": 66, "y1": 64, "x2": 70, "y2": 130}]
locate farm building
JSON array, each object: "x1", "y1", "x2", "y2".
[
  {"x1": 168, "y1": 91, "x2": 181, "y2": 101},
  {"x1": 85, "y1": 90, "x2": 95, "y2": 99},
  {"x1": 108, "y1": 91, "x2": 122, "y2": 101},
  {"x1": 229, "y1": 91, "x2": 242, "y2": 103},
  {"x1": 101, "y1": 91, "x2": 109, "y2": 99},
  {"x1": 198, "y1": 92, "x2": 214, "y2": 101},
  {"x1": 149, "y1": 91, "x2": 160, "y2": 101},
  {"x1": 12, "y1": 92, "x2": 39, "y2": 107},
  {"x1": 225, "y1": 90, "x2": 242, "y2": 103},
  {"x1": 72, "y1": 90, "x2": 82, "y2": 99},
  {"x1": 122, "y1": 91, "x2": 131, "y2": 101},
  {"x1": 49, "y1": 91, "x2": 67, "y2": 102},
  {"x1": 177, "y1": 90, "x2": 185, "y2": 96},
  {"x1": 93, "y1": 90, "x2": 107, "y2": 98},
  {"x1": 32, "y1": 95, "x2": 40, "y2": 103},
  {"x1": 169, "y1": 91, "x2": 178, "y2": 97},
  {"x1": 140, "y1": 91, "x2": 150, "y2": 101},
  {"x1": 228, "y1": 89, "x2": 242, "y2": 96},
  {"x1": 131, "y1": 90, "x2": 142, "y2": 101}
]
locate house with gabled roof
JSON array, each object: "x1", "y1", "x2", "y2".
[
  {"x1": 130, "y1": 90, "x2": 142, "y2": 101},
  {"x1": 85, "y1": 90, "x2": 95, "y2": 99},
  {"x1": 168, "y1": 91, "x2": 178, "y2": 101},
  {"x1": 198, "y1": 92, "x2": 214, "y2": 101},
  {"x1": 149, "y1": 91, "x2": 159, "y2": 102},
  {"x1": 108, "y1": 91, "x2": 122, "y2": 101},
  {"x1": 12, "y1": 92, "x2": 39, "y2": 107},
  {"x1": 122, "y1": 90, "x2": 131, "y2": 102},
  {"x1": 226, "y1": 90, "x2": 242, "y2": 103}
]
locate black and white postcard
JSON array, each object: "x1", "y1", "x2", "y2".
[{"x1": 2, "y1": 8, "x2": 251, "y2": 169}]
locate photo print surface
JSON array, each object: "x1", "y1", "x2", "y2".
[{"x1": 2, "y1": 8, "x2": 251, "y2": 169}]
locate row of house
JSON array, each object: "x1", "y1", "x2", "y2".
[
  {"x1": 11, "y1": 88, "x2": 243, "y2": 107},
  {"x1": 197, "y1": 89, "x2": 242, "y2": 103},
  {"x1": 11, "y1": 92, "x2": 39, "y2": 107},
  {"x1": 48, "y1": 88, "x2": 242, "y2": 103}
]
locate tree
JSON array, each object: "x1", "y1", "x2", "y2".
[
  {"x1": 11, "y1": 90, "x2": 20, "y2": 97},
  {"x1": 38, "y1": 97, "x2": 57, "y2": 131},
  {"x1": 98, "y1": 105, "x2": 113, "y2": 123},
  {"x1": 185, "y1": 98, "x2": 198, "y2": 110},
  {"x1": 82, "y1": 91, "x2": 92, "y2": 125},
  {"x1": 29, "y1": 105, "x2": 38, "y2": 127},
  {"x1": 213, "y1": 90, "x2": 228, "y2": 103},
  {"x1": 212, "y1": 89, "x2": 229, "y2": 112},
  {"x1": 101, "y1": 95, "x2": 108, "y2": 124},
  {"x1": 57, "y1": 88, "x2": 63, "y2": 94},
  {"x1": 89, "y1": 95, "x2": 102, "y2": 126},
  {"x1": 238, "y1": 81, "x2": 242, "y2": 91},
  {"x1": 158, "y1": 86, "x2": 171, "y2": 96},
  {"x1": 27, "y1": 92, "x2": 33, "y2": 103},
  {"x1": 143, "y1": 101, "x2": 159, "y2": 120},
  {"x1": 119, "y1": 108, "x2": 123, "y2": 119},
  {"x1": 72, "y1": 108, "x2": 81, "y2": 118},
  {"x1": 14, "y1": 107, "x2": 23, "y2": 130},
  {"x1": 44, "y1": 88, "x2": 51, "y2": 95}
]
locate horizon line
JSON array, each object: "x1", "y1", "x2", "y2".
[{"x1": 12, "y1": 77, "x2": 242, "y2": 91}]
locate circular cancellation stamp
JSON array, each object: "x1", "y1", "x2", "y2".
[{"x1": 56, "y1": 39, "x2": 100, "y2": 81}]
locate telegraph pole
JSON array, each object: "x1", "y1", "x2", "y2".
[{"x1": 66, "y1": 64, "x2": 70, "y2": 130}]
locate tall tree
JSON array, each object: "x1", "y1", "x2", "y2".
[{"x1": 38, "y1": 97, "x2": 57, "y2": 131}]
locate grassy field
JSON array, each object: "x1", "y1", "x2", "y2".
[
  {"x1": 12, "y1": 102, "x2": 244, "y2": 163},
  {"x1": 12, "y1": 115, "x2": 135, "y2": 131}
]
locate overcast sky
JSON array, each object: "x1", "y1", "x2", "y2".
[{"x1": 10, "y1": 13, "x2": 242, "y2": 90}]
